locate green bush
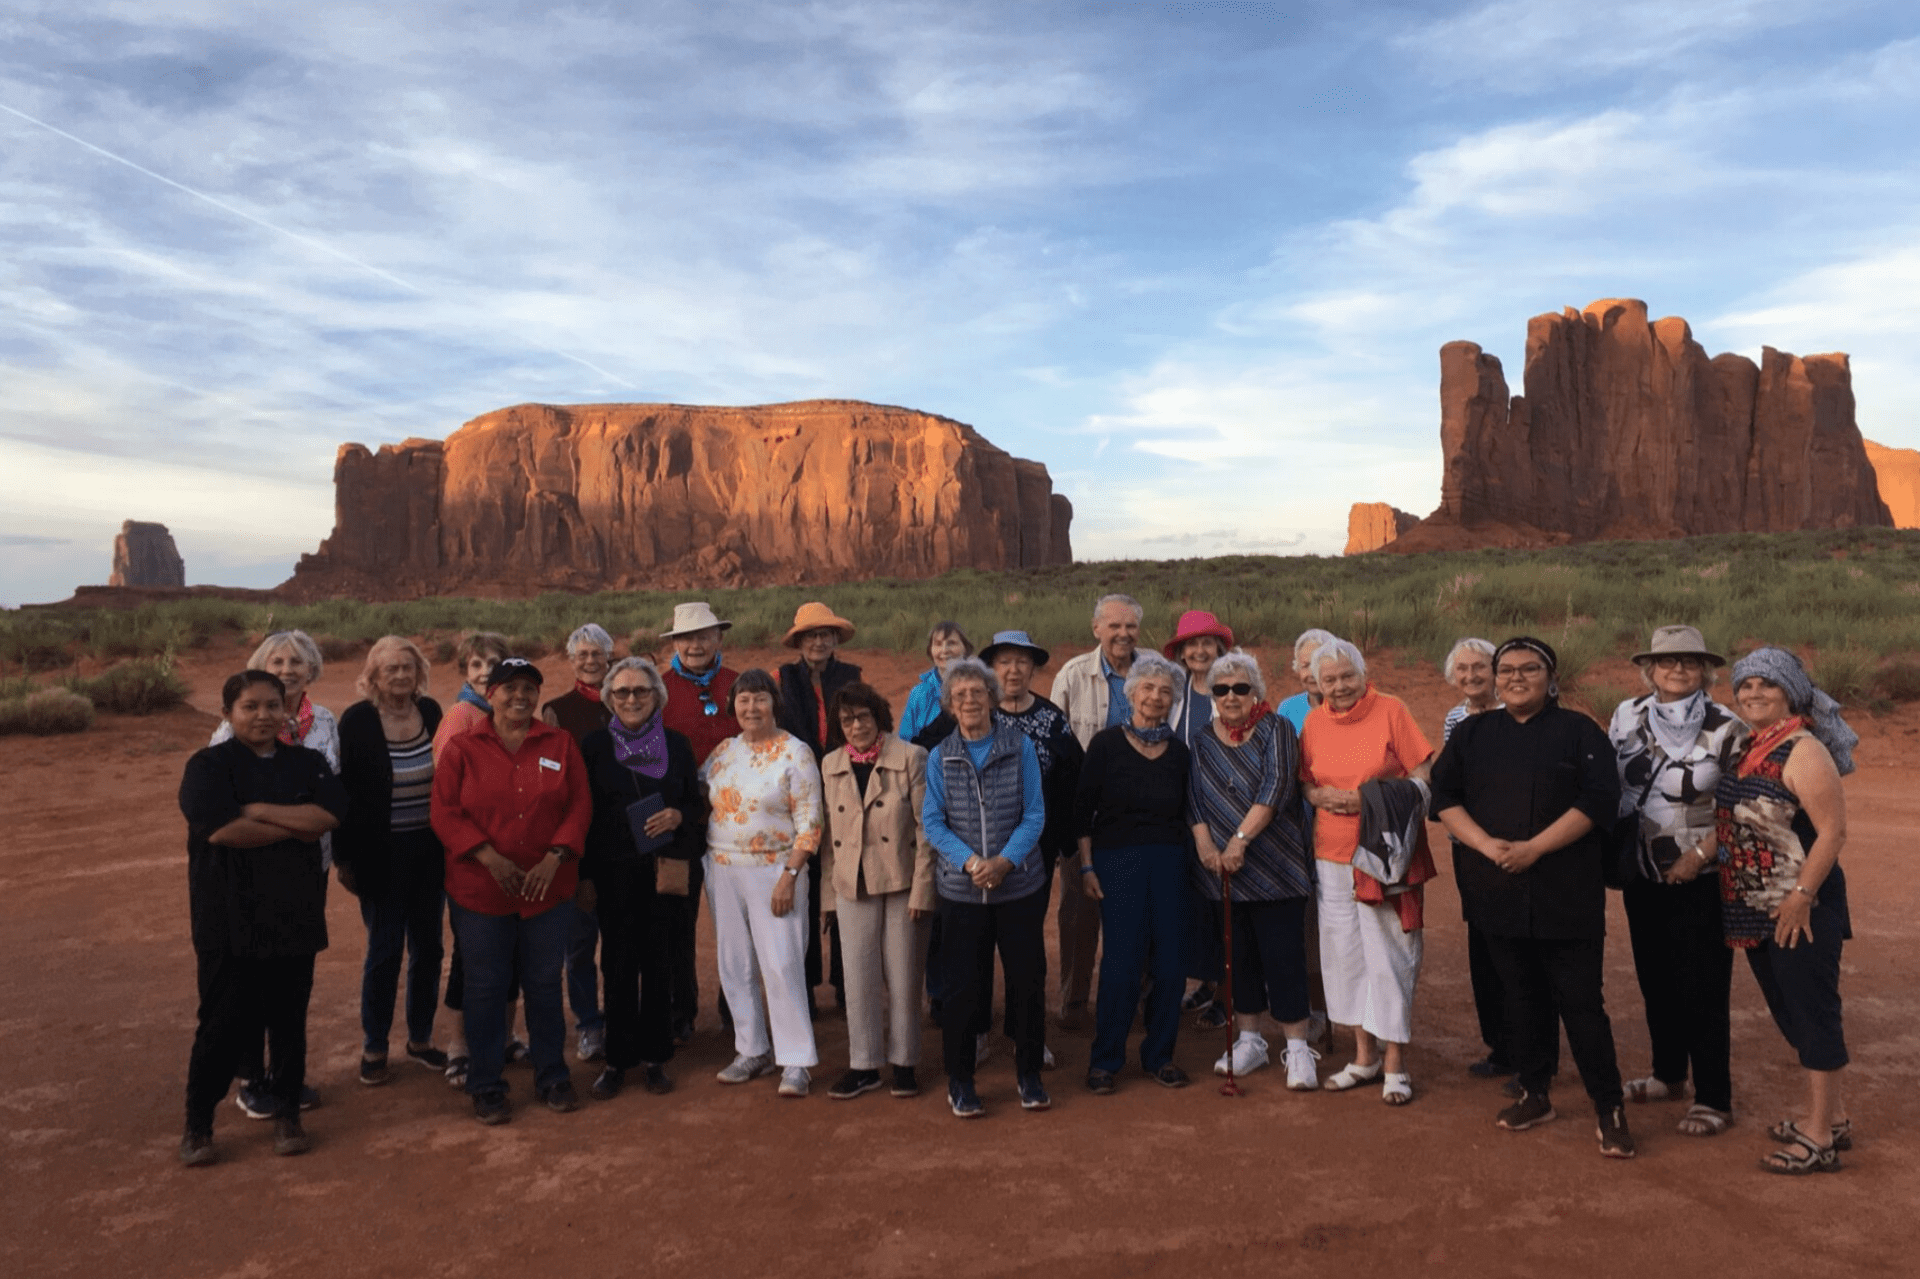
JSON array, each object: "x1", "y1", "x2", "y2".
[
  {"x1": 0, "y1": 687, "x2": 95, "y2": 735},
  {"x1": 63, "y1": 657, "x2": 190, "y2": 714},
  {"x1": 1809, "y1": 646, "x2": 1878, "y2": 706},
  {"x1": 1876, "y1": 657, "x2": 1920, "y2": 703}
]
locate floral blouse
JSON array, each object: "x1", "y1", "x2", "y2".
[
  {"x1": 1607, "y1": 692, "x2": 1749, "y2": 881},
  {"x1": 700, "y1": 730, "x2": 824, "y2": 867}
]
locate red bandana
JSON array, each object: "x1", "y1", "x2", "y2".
[
  {"x1": 575, "y1": 680, "x2": 603, "y2": 704},
  {"x1": 1738, "y1": 716, "x2": 1805, "y2": 777},
  {"x1": 281, "y1": 693, "x2": 314, "y2": 747},
  {"x1": 1223, "y1": 701, "x2": 1273, "y2": 744},
  {"x1": 846, "y1": 736, "x2": 883, "y2": 765}
]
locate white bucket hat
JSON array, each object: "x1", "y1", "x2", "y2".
[{"x1": 660, "y1": 602, "x2": 734, "y2": 639}]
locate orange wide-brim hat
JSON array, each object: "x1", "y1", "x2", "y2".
[
  {"x1": 782, "y1": 601, "x2": 857, "y2": 648},
  {"x1": 1163, "y1": 609, "x2": 1235, "y2": 659}
]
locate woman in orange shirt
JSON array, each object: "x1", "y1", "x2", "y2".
[{"x1": 1298, "y1": 639, "x2": 1433, "y2": 1106}]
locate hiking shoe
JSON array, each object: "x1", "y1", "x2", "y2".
[
  {"x1": 539, "y1": 1080, "x2": 579, "y2": 1113},
  {"x1": 179, "y1": 1129, "x2": 216, "y2": 1167},
  {"x1": 1017, "y1": 1073, "x2": 1052, "y2": 1111},
  {"x1": 1284, "y1": 1041, "x2": 1322, "y2": 1091},
  {"x1": 891, "y1": 1065, "x2": 921, "y2": 1097},
  {"x1": 234, "y1": 1082, "x2": 280, "y2": 1120},
  {"x1": 1181, "y1": 981, "x2": 1217, "y2": 1013},
  {"x1": 948, "y1": 1077, "x2": 983, "y2": 1118},
  {"x1": 577, "y1": 1027, "x2": 606, "y2": 1062},
  {"x1": 1194, "y1": 1004, "x2": 1231, "y2": 1031},
  {"x1": 272, "y1": 1114, "x2": 311, "y2": 1156},
  {"x1": 590, "y1": 1066, "x2": 625, "y2": 1101},
  {"x1": 1152, "y1": 1063, "x2": 1191, "y2": 1089},
  {"x1": 777, "y1": 1067, "x2": 811, "y2": 1098},
  {"x1": 359, "y1": 1057, "x2": 390, "y2": 1087},
  {"x1": 1215, "y1": 1033, "x2": 1271, "y2": 1078},
  {"x1": 1497, "y1": 1090, "x2": 1557, "y2": 1131},
  {"x1": 405, "y1": 1043, "x2": 449, "y2": 1071},
  {"x1": 828, "y1": 1069, "x2": 883, "y2": 1100},
  {"x1": 1085, "y1": 1069, "x2": 1117, "y2": 1095},
  {"x1": 1597, "y1": 1106, "x2": 1637, "y2": 1159},
  {"x1": 642, "y1": 1063, "x2": 674, "y2": 1095},
  {"x1": 716, "y1": 1052, "x2": 776, "y2": 1084},
  {"x1": 473, "y1": 1089, "x2": 511, "y2": 1126}
]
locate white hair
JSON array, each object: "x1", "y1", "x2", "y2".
[
  {"x1": 1442, "y1": 637, "x2": 1495, "y2": 687},
  {"x1": 568, "y1": 623, "x2": 614, "y2": 656},
  {"x1": 251, "y1": 629, "x2": 325, "y2": 681},
  {"x1": 941, "y1": 656, "x2": 1002, "y2": 708},
  {"x1": 1122, "y1": 650, "x2": 1184, "y2": 702},
  {"x1": 605, "y1": 656, "x2": 667, "y2": 707},
  {"x1": 1093, "y1": 593, "x2": 1144, "y2": 625},
  {"x1": 1309, "y1": 638, "x2": 1368, "y2": 686},
  {"x1": 1292, "y1": 628, "x2": 1340, "y2": 662},
  {"x1": 1205, "y1": 649, "x2": 1265, "y2": 701}
]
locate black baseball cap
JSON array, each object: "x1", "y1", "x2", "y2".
[{"x1": 484, "y1": 656, "x2": 544, "y2": 689}]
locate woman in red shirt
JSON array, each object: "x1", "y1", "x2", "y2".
[{"x1": 432, "y1": 658, "x2": 591, "y2": 1125}]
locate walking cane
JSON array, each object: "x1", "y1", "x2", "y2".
[{"x1": 1219, "y1": 865, "x2": 1242, "y2": 1097}]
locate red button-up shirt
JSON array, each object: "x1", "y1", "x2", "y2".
[{"x1": 432, "y1": 717, "x2": 591, "y2": 918}]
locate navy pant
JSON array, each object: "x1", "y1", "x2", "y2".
[
  {"x1": 938, "y1": 889, "x2": 1047, "y2": 1082},
  {"x1": 566, "y1": 901, "x2": 604, "y2": 1034},
  {"x1": 1624, "y1": 875, "x2": 1733, "y2": 1110},
  {"x1": 357, "y1": 829, "x2": 446, "y2": 1055},
  {"x1": 451, "y1": 900, "x2": 574, "y2": 1097},
  {"x1": 1745, "y1": 864, "x2": 1850, "y2": 1072},
  {"x1": 1090, "y1": 844, "x2": 1188, "y2": 1074},
  {"x1": 187, "y1": 950, "x2": 314, "y2": 1132}
]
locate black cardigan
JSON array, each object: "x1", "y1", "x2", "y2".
[
  {"x1": 776, "y1": 656, "x2": 863, "y2": 759},
  {"x1": 334, "y1": 696, "x2": 444, "y2": 898},
  {"x1": 579, "y1": 726, "x2": 704, "y2": 881}
]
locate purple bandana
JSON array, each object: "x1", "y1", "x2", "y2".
[{"x1": 609, "y1": 712, "x2": 669, "y2": 780}]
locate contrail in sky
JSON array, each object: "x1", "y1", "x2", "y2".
[{"x1": 0, "y1": 100, "x2": 638, "y2": 389}]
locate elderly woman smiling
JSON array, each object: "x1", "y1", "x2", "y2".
[
  {"x1": 1438, "y1": 636, "x2": 1514, "y2": 1083},
  {"x1": 1298, "y1": 639, "x2": 1433, "y2": 1105},
  {"x1": 1076, "y1": 651, "x2": 1196, "y2": 1093}
]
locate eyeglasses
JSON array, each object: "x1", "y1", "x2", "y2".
[
  {"x1": 607, "y1": 686, "x2": 655, "y2": 701},
  {"x1": 1652, "y1": 656, "x2": 1705, "y2": 670},
  {"x1": 1495, "y1": 663, "x2": 1548, "y2": 679},
  {"x1": 1211, "y1": 683, "x2": 1254, "y2": 697}
]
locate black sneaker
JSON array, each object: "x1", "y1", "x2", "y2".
[
  {"x1": 1597, "y1": 1106, "x2": 1637, "y2": 1159},
  {"x1": 641, "y1": 1063, "x2": 674, "y2": 1096},
  {"x1": 473, "y1": 1089, "x2": 511, "y2": 1126},
  {"x1": 1497, "y1": 1089, "x2": 1557, "y2": 1131},
  {"x1": 1017, "y1": 1073, "x2": 1051, "y2": 1111},
  {"x1": 405, "y1": 1043, "x2": 450, "y2": 1071},
  {"x1": 947, "y1": 1077, "x2": 983, "y2": 1118},
  {"x1": 828, "y1": 1069, "x2": 883, "y2": 1101},
  {"x1": 298, "y1": 1084, "x2": 320, "y2": 1111},
  {"x1": 1468, "y1": 1054, "x2": 1514, "y2": 1078},
  {"x1": 540, "y1": 1080, "x2": 580, "y2": 1113},
  {"x1": 1085, "y1": 1069, "x2": 1117, "y2": 1096},
  {"x1": 1152, "y1": 1063, "x2": 1191, "y2": 1089},
  {"x1": 234, "y1": 1082, "x2": 280, "y2": 1120},
  {"x1": 359, "y1": 1057, "x2": 390, "y2": 1087},
  {"x1": 890, "y1": 1065, "x2": 920, "y2": 1098},
  {"x1": 272, "y1": 1114, "x2": 311, "y2": 1156},
  {"x1": 590, "y1": 1066, "x2": 625, "y2": 1101},
  {"x1": 179, "y1": 1129, "x2": 216, "y2": 1167}
]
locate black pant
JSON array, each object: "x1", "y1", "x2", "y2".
[
  {"x1": 237, "y1": 876, "x2": 327, "y2": 1084},
  {"x1": 596, "y1": 858, "x2": 676, "y2": 1069},
  {"x1": 1623, "y1": 876, "x2": 1734, "y2": 1110},
  {"x1": 939, "y1": 890, "x2": 1047, "y2": 1082},
  {"x1": 966, "y1": 869, "x2": 1055, "y2": 1039},
  {"x1": 1468, "y1": 921, "x2": 1559, "y2": 1076},
  {"x1": 665, "y1": 854, "x2": 704, "y2": 1024},
  {"x1": 1224, "y1": 896, "x2": 1309, "y2": 1022},
  {"x1": 803, "y1": 858, "x2": 845, "y2": 999},
  {"x1": 1746, "y1": 865, "x2": 1850, "y2": 1072},
  {"x1": 1483, "y1": 933, "x2": 1623, "y2": 1116},
  {"x1": 186, "y1": 949, "x2": 315, "y2": 1132}
]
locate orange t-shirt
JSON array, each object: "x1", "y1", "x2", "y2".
[{"x1": 1298, "y1": 689, "x2": 1433, "y2": 864}]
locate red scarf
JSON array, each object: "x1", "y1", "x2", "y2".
[
  {"x1": 1222, "y1": 701, "x2": 1273, "y2": 744},
  {"x1": 281, "y1": 693, "x2": 314, "y2": 747},
  {"x1": 575, "y1": 680, "x2": 603, "y2": 704},
  {"x1": 846, "y1": 735, "x2": 883, "y2": 765},
  {"x1": 1738, "y1": 715, "x2": 1805, "y2": 777}
]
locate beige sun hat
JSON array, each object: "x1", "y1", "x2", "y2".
[
  {"x1": 1631, "y1": 624, "x2": 1725, "y2": 667},
  {"x1": 782, "y1": 601, "x2": 856, "y2": 648},
  {"x1": 660, "y1": 602, "x2": 734, "y2": 639}
]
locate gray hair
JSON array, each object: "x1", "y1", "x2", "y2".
[
  {"x1": 1292, "y1": 628, "x2": 1340, "y2": 663},
  {"x1": 568, "y1": 623, "x2": 614, "y2": 656},
  {"x1": 605, "y1": 655, "x2": 667, "y2": 708},
  {"x1": 1206, "y1": 648, "x2": 1266, "y2": 702},
  {"x1": 1092, "y1": 593, "x2": 1144, "y2": 625},
  {"x1": 1442, "y1": 637, "x2": 1495, "y2": 687},
  {"x1": 1636, "y1": 660, "x2": 1719, "y2": 693},
  {"x1": 941, "y1": 656, "x2": 1001, "y2": 707},
  {"x1": 251, "y1": 629, "x2": 325, "y2": 681},
  {"x1": 1123, "y1": 650, "x2": 1184, "y2": 702},
  {"x1": 1309, "y1": 638, "x2": 1368, "y2": 686}
]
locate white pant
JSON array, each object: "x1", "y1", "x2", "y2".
[
  {"x1": 836, "y1": 891, "x2": 931, "y2": 1069},
  {"x1": 1316, "y1": 858, "x2": 1422, "y2": 1046},
  {"x1": 706, "y1": 857, "x2": 819, "y2": 1068}
]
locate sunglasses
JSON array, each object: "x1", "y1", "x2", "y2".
[
  {"x1": 607, "y1": 686, "x2": 655, "y2": 700},
  {"x1": 1211, "y1": 682, "x2": 1254, "y2": 697}
]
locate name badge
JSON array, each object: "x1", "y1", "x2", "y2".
[{"x1": 539, "y1": 757, "x2": 561, "y2": 771}]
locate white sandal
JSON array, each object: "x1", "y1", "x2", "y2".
[
  {"x1": 1323, "y1": 1060, "x2": 1384, "y2": 1091},
  {"x1": 1622, "y1": 1075, "x2": 1672, "y2": 1103},
  {"x1": 1382, "y1": 1072, "x2": 1413, "y2": 1106}
]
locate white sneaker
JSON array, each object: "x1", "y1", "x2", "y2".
[
  {"x1": 975, "y1": 1033, "x2": 991, "y2": 1067},
  {"x1": 1214, "y1": 1032, "x2": 1270, "y2": 1077},
  {"x1": 1284, "y1": 1040, "x2": 1322, "y2": 1091},
  {"x1": 777, "y1": 1066, "x2": 811, "y2": 1098},
  {"x1": 715, "y1": 1052, "x2": 776, "y2": 1084}
]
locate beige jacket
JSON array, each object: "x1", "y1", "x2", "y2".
[
  {"x1": 820, "y1": 734, "x2": 936, "y2": 914},
  {"x1": 1050, "y1": 647, "x2": 1185, "y2": 748}
]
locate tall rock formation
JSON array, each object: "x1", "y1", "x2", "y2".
[
  {"x1": 1391, "y1": 299, "x2": 1891, "y2": 552},
  {"x1": 108, "y1": 520, "x2": 185, "y2": 587},
  {"x1": 1343, "y1": 503, "x2": 1418, "y2": 554},
  {"x1": 283, "y1": 400, "x2": 1073, "y2": 600},
  {"x1": 1864, "y1": 439, "x2": 1920, "y2": 529}
]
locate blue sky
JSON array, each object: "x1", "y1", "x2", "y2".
[{"x1": 3, "y1": 1, "x2": 1917, "y2": 604}]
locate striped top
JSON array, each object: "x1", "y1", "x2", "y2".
[
  {"x1": 1186, "y1": 712, "x2": 1311, "y2": 901},
  {"x1": 387, "y1": 727, "x2": 435, "y2": 832}
]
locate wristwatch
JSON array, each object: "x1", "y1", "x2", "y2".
[
  {"x1": 784, "y1": 866, "x2": 801, "y2": 879},
  {"x1": 1233, "y1": 830, "x2": 1248, "y2": 843}
]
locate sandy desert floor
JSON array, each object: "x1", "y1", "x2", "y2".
[{"x1": 2, "y1": 641, "x2": 1915, "y2": 1278}]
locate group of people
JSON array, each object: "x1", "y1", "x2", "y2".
[{"x1": 178, "y1": 597, "x2": 1859, "y2": 1178}]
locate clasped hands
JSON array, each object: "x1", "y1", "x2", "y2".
[
  {"x1": 1479, "y1": 836, "x2": 1544, "y2": 875},
  {"x1": 474, "y1": 843, "x2": 571, "y2": 900},
  {"x1": 964, "y1": 854, "x2": 1011, "y2": 892}
]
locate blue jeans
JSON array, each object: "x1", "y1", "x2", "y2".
[
  {"x1": 450, "y1": 900, "x2": 575, "y2": 1096},
  {"x1": 357, "y1": 829, "x2": 446, "y2": 1055},
  {"x1": 567, "y1": 903, "x2": 604, "y2": 1034},
  {"x1": 1090, "y1": 844, "x2": 1189, "y2": 1074}
]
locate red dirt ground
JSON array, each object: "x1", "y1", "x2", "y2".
[{"x1": 3, "y1": 642, "x2": 1914, "y2": 1277}]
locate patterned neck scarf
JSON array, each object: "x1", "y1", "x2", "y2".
[
  {"x1": 609, "y1": 711, "x2": 669, "y2": 780},
  {"x1": 1737, "y1": 715, "x2": 1805, "y2": 778},
  {"x1": 574, "y1": 680, "x2": 603, "y2": 704},
  {"x1": 282, "y1": 692, "x2": 314, "y2": 747},
  {"x1": 846, "y1": 734, "x2": 883, "y2": 765},
  {"x1": 1125, "y1": 721, "x2": 1175, "y2": 745},
  {"x1": 1222, "y1": 701, "x2": 1273, "y2": 744},
  {"x1": 1648, "y1": 690, "x2": 1708, "y2": 760}
]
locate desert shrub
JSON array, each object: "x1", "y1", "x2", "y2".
[
  {"x1": 1573, "y1": 684, "x2": 1633, "y2": 726},
  {"x1": 1809, "y1": 646, "x2": 1877, "y2": 706},
  {"x1": 1875, "y1": 657, "x2": 1920, "y2": 703},
  {"x1": 0, "y1": 687, "x2": 95, "y2": 735},
  {"x1": 0, "y1": 675, "x2": 37, "y2": 701},
  {"x1": 312, "y1": 634, "x2": 363, "y2": 664},
  {"x1": 64, "y1": 657, "x2": 190, "y2": 714}
]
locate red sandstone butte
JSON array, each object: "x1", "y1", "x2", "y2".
[
  {"x1": 1343, "y1": 503, "x2": 1418, "y2": 554},
  {"x1": 281, "y1": 401, "x2": 1073, "y2": 600},
  {"x1": 1864, "y1": 439, "x2": 1920, "y2": 529},
  {"x1": 1389, "y1": 299, "x2": 1891, "y2": 553},
  {"x1": 108, "y1": 520, "x2": 184, "y2": 588}
]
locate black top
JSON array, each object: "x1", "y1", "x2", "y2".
[
  {"x1": 179, "y1": 738, "x2": 347, "y2": 957},
  {"x1": 543, "y1": 688, "x2": 612, "y2": 744},
  {"x1": 335, "y1": 697, "x2": 444, "y2": 898},
  {"x1": 914, "y1": 696, "x2": 1084, "y2": 859},
  {"x1": 1073, "y1": 727, "x2": 1193, "y2": 852},
  {"x1": 1430, "y1": 704, "x2": 1621, "y2": 940},
  {"x1": 579, "y1": 726, "x2": 704, "y2": 881},
  {"x1": 776, "y1": 656, "x2": 863, "y2": 759}
]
